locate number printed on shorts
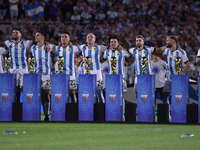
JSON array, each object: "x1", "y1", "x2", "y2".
[
  {"x1": 70, "y1": 80, "x2": 76, "y2": 85},
  {"x1": 46, "y1": 80, "x2": 51, "y2": 85},
  {"x1": 97, "y1": 80, "x2": 103, "y2": 87}
]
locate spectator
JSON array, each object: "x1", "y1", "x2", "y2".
[
  {"x1": 0, "y1": 0, "x2": 9, "y2": 20},
  {"x1": 9, "y1": 0, "x2": 19, "y2": 20}
]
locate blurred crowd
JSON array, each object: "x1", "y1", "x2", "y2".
[{"x1": 0, "y1": 0, "x2": 200, "y2": 81}]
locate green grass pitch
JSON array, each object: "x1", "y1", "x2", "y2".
[{"x1": 0, "y1": 123, "x2": 200, "y2": 150}]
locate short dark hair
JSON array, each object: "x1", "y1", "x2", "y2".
[
  {"x1": 168, "y1": 35, "x2": 178, "y2": 43},
  {"x1": 136, "y1": 35, "x2": 144, "y2": 40},
  {"x1": 62, "y1": 31, "x2": 70, "y2": 37},
  {"x1": 109, "y1": 35, "x2": 119, "y2": 42},
  {"x1": 36, "y1": 30, "x2": 46, "y2": 38},
  {"x1": 12, "y1": 28, "x2": 22, "y2": 34}
]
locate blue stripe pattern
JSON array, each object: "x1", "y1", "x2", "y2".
[
  {"x1": 166, "y1": 49, "x2": 170, "y2": 79},
  {"x1": 118, "y1": 51, "x2": 122, "y2": 74},
  {"x1": 95, "y1": 46, "x2": 100, "y2": 70},
  {"x1": 38, "y1": 46, "x2": 43, "y2": 72},
  {"x1": 45, "y1": 50, "x2": 49, "y2": 74},
  {"x1": 138, "y1": 50, "x2": 142, "y2": 74},
  {"x1": 63, "y1": 47, "x2": 66, "y2": 74},
  {"x1": 169, "y1": 51, "x2": 173, "y2": 77},
  {"x1": 88, "y1": 47, "x2": 93, "y2": 70},
  {"x1": 9, "y1": 44, "x2": 13, "y2": 69},
  {"x1": 21, "y1": 42, "x2": 26, "y2": 69},
  {"x1": 15, "y1": 44, "x2": 19, "y2": 69},
  {"x1": 33, "y1": 45, "x2": 37, "y2": 73},
  {"x1": 69, "y1": 46, "x2": 73, "y2": 76},
  {"x1": 133, "y1": 49, "x2": 138, "y2": 74},
  {"x1": 144, "y1": 48, "x2": 149, "y2": 74},
  {"x1": 106, "y1": 50, "x2": 110, "y2": 74}
]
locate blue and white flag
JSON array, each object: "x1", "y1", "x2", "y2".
[{"x1": 25, "y1": 3, "x2": 44, "y2": 20}]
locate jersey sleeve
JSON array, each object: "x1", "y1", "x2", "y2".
[
  {"x1": 24, "y1": 40, "x2": 33, "y2": 49},
  {"x1": 73, "y1": 45, "x2": 82, "y2": 55},
  {"x1": 103, "y1": 50, "x2": 107, "y2": 59},
  {"x1": 50, "y1": 44, "x2": 57, "y2": 55},
  {"x1": 163, "y1": 48, "x2": 168, "y2": 56},
  {"x1": 100, "y1": 45, "x2": 108, "y2": 52},
  {"x1": 0, "y1": 47, "x2": 8, "y2": 55},
  {"x1": 197, "y1": 49, "x2": 200, "y2": 57},
  {"x1": 181, "y1": 51, "x2": 189, "y2": 63},
  {"x1": 123, "y1": 49, "x2": 132, "y2": 58}
]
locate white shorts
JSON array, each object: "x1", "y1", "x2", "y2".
[
  {"x1": 10, "y1": 68, "x2": 28, "y2": 87},
  {"x1": 163, "y1": 80, "x2": 171, "y2": 92},
  {"x1": 123, "y1": 79, "x2": 127, "y2": 93},
  {"x1": 41, "y1": 74, "x2": 51, "y2": 90},
  {"x1": 86, "y1": 70, "x2": 103, "y2": 90},
  {"x1": 133, "y1": 76, "x2": 138, "y2": 92},
  {"x1": 70, "y1": 76, "x2": 77, "y2": 90}
]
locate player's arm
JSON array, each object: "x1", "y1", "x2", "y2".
[
  {"x1": 180, "y1": 61, "x2": 190, "y2": 75},
  {"x1": 196, "y1": 56, "x2": 200, "y2": 64},
  {"x1": 100, "y1": 52, "x2": 107, "y2": 63},
  {"x1": 154, "y1": 46, "x2": 167, "y2": 54}
]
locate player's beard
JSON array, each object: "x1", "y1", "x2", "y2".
[
  {"x1": 12, "y1": 37, "x2": 19, "y2": 41},
  {"x1": 136, "y1": 45, "x2": 142, "y2": 49},
  {"x1": 166, "y1": 43, "x2": 172, "y2": 48}
]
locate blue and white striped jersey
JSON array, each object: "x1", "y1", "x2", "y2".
[
  {"x1": 56, "y1": 45, "x2": 81, "y2": 76},
  {"x1": 0, "y1": 47, "x2": 8, "y2": 73},
  {"x1": 103, "y1": 49, "x2": 131, "y2": 78},
  {"x1": 164, "y1": 47, "x2": 189, "y2": 80},
  {"x1": 31, "y1": 44, "x2": 55, "y2": 75},
  {"x1": 78, "y1": 45, "x2": 107, "y2": 71},
  {"x1": 5, "y1": 40, "x2": 32, "y2": 69},
  {"x1": 129, "y1": 46, "x2": 154, "y2": 75}
]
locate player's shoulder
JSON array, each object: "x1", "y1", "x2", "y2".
[
  {"x1": 144, "y1": 45, "x2": 154, "y2": 50},
  {"x1": 177, "y1": 47, "x2": 186, "y2": 55}
]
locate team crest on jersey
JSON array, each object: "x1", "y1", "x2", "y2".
[
  {"x1": 63, "y1": 48, "x2": 66, "y2": 52},
  {"x1": 20, "y1": 44, "x2": 23, "y2": 49},
  {"x1": 117, "y1": 53, "x2": 120, "y2": 56},
  {"x1": 139, "y1": 51, "x2": 142, "y2": 54},
  {"x1": 68, "y1": 48, "x2": 71, "y2": 52},
  {"x1": 82, "y1": 91, "x2": 89, "y2": 102},
  {"x1": 39, "y1": 47, "x2": 42, "y2": 50},
  {"x1": 15, "y1": 45, "x2": 18, "y2": 49},
  {"x1": 174, "y1": 55, "x2": 177, "y2": 59},
  {"x1": 94, "y1": 47, "x2": 97, "y2": 51},
  {"x1": 89, "y1": 47, "x2": 91, "y2": 50},
  {"x1": 1, "y1": 91, "x2": 8, "y2": 102},
  {"x1": 175, "y1": 92, "x2": 182, "y2": 103},
  {"x1": 26, "y1": 91, "x2": 33, "y2": 102},
  {"x1": 55, "y1": 91, "x2": 62, "y2": 102},
  {"x1": 112, "y1": 53, "x2": 115, "y2": 56},
  {"x1": 170, "y1": 54, "x2": 173, "y2": 58},
  {"x1": 109, "y1": 92, "x2": 116, "y2": 103},
  {"x1": 141, "y1": 92, "x2": 148, "y2": 103},
  {"x1": 144, "y1": 51, "x2": 147, "y2": 55}
]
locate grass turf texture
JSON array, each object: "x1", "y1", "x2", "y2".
[{"x1": 0, "y1": 123, "x2": 200, "y2": 150}]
